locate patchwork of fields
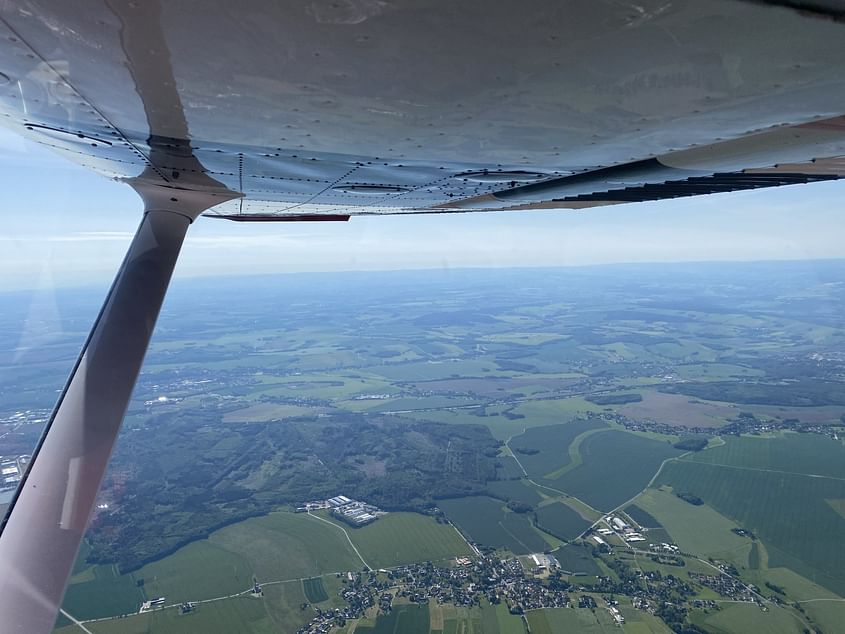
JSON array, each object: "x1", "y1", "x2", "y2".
[
  {"x1": 17, "y1": 264, "x2": 845, "y2": 633},
  {"x1": 61, "y1": 510, "x2": 471, "y2": 624}
]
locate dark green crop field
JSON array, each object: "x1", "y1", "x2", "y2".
[
  {"x1": 508, "y1": 419, "x2": 607, "y2": 478},
  {"x1": 439, "y1": 496, "x2": 549, "y2": 554},
  {"x1": 547, "y1": 431, "x2": 682, "y2": 511},
  {"x1": 302, "y1": 577, "x2": 329, "y2": 603},
  {"x1": 624, "y1": 504, "x2": 663, "y2": 528},
  {"x1": 553, "y1": 543, "x2": 603, "y2": 576},
  {"x1": 486, "y1": 478, "x2": 544, "y2": 506},
  {"x1": 535, "y1": 502, "x2": 591, "y2": 541}
]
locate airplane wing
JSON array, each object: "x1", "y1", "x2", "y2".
[
  {"x1": 0, "y1": 0, "x2": 844, "y2": 219},
  {"x1": 0, "y1": 1, "x2": 843, "y2": 632}
]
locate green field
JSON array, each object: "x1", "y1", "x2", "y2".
[
  {"x1": 553, "y1": 543, "x2": 602, "y2": 576},
  {"x1": 209, "y1": 512, "x2": 363, "y2": 579},
  {"x1": 624, "y1": 504, "x2": 663, "y2": 529},
  {"x1": 56, "y1": 596, "x2": 276, "y2": 634},
  {"x1": 488, "y1": 601, "x2": 527, "y2": 634},
  {"x1": 136, "y1": 540, "x2": 252, "y2": 605},
  {"x1": 396, "y1": 396, "x2": 603, "y2": 441},
  {"x1": 655, "y1": 434, "x2": 845, "y2": 595},
  {"x1": 372, "y1": 359, "x2": 505, "y2": 382},
  {"x1": 534, "y1": 502, "x2": 591, "y2": 541},
  {"x1": 486, "y1": 478, "x2": 544, "y2": 506},
  {"x1": 525, "y1": 607, "x2": 616, "y2": 633},
  {"x1": 496, "y1": 455, "x2": 527, "y2": 479},
  {"x1": 63, "y1": 510, "x2": 364, "y2": 620},
  {"x1": 302, "y1": 577, "x2": 329, "y2": 603},
  {"x1": 690, "y1": 602, "x2": 805, "y2": 634},
  {"x1": 439, "y1": 496, "x2": 551, "y2": 554},
  {"x1": 138, "y1": 511, "x2": 361, "y2": 604},
  {"x1": 547, "y1": 431, "x2": 682, "y2": 511},
  {"x1": 633, "y1": 488, "x2": 752, "y2": 565},
  {"x1": 419, "y1": 601, "x2": 526, "y2": 634},
  {"x1": 508, "y1": 420, "x2": 608, "y2": 477},
  {"x1": 357, "y1": 603, "x2": 430, "y2": 634},
  {"x1": 685, "y1": 432, "x2": 845, "y2": 479},
  {"x1": 260, "y1": 581, "x2": 312, "y2": 633},
  {"x1": 343, "y1": 512, "x2": 472, "y2": 569},
  {"x1": 62, "y1": 564, "x2": 145, "y2": 621}
]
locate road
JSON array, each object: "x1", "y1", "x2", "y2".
[{"x1": 306, "y1": 510, "x2": 372, "y2": 570}]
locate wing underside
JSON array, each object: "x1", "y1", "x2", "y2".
[{"x1": 1, "y1": 0, "x2": 845, "y2": 220}]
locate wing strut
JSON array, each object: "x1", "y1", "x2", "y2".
[{"x1": 0, "y1": 184, "x2": 235, "y2": 633}]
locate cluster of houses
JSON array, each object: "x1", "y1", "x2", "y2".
[{"x1": 688, "y1": 573, "x2": 759, "y2": 603}]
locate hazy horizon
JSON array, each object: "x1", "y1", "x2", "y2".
[{"x1": 2, "y1": 126, "x2": 845, "y2": 292}]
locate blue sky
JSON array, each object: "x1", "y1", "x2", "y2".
[{"x1": 1, "y1": 126, "x2": 844, "y2": 292}]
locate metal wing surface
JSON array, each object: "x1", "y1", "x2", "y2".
[{"x1": 1, "y1": 0, "x2": 845, "y2": 219}]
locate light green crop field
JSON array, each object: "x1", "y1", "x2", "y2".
[
  {"x1": 362, "y1": 395, "x2": 482, "y2": 413},
  {"x1": 690, "y1": 602, "x2": 805, "y2": 634},
  {"x1": 669, "y1": 363, "x2": 764, "y2": 382},
  {"x1": 371, "y1": 359, "x2": 507, "y2": 382},
  {"x1": 510, "y1": 398, "x2": 603, "y2": 427},
  {"x1": 617, "y1": 606, "x2": 674, "y2": 633},
  {"x1": 210, "y1": 512, "x2": 363, "y2": 579},
  {"x1": 356, "y1": 603, "x2": 430, "y2": 633},
  {"x1": 221, "y1": 402, "x2": 319, "y2": 422},
  {"x1": 392, "y1": 396, "x2": 603, "y2": 441},
  {"x1": 633, "y1": 488, "x2": 751, "y2": 566},
  {"x1": 90, "y1": 510, "x2": 363, "y2": 613},
  {"x1": 493, "y1": 601, "x2": 527, "y2": 634},
  {"x1": 260, "y1": 581, "x2": 312, "y2": 633},
  {"x1": 137, "y1": 540, "x2": 252, "y2": 604},
  {"x1": 525, "y1": 607, "x2": 616, "y2": 633},
  {"x1": 56, "y1": 596, "x2": 275, "y2": 634},
  {"x1": 743, "y1": 566, "x2": 845, "y2": 634},
  {"x1": 426, "y1": 600, "x2": 523, "y2": 634},
  {"x1": 341, "y1": 511, "x2": 473, "y2": 569},
  {"x1": 253, "y1": 372, "x2": 395, "y2": 401}
]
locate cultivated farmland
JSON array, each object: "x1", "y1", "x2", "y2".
[
  {"x1": 438, "y1": 496, "x2": 551, "y2": 554},
  {"x1": 345, "y1": 512, "x2": 472, "y2": 569},
  {"x1": 486, "y1": 478, "x2": 544, "y2": 506},
  {"x1": 356, "y1": 603, "x2": 430, "y2": 634},
  {"x1": 302, "y1": 577, "x2": 329, "y2": 603},
  {"x1": 507, "y1": 419, "x2": 608, "y2": 478},
  {"x1": 535, "y1": 502, "x2": 591, "y2": 541},
  {"x1": 546, "y1": 431, "x2": 683, "y2": 511}
]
